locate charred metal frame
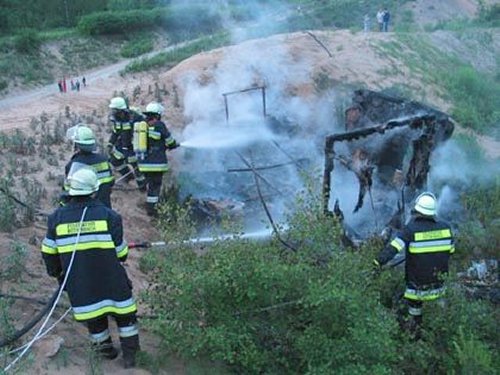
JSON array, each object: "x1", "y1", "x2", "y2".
[
  {"x1": 222, "y1": 86, "x2": 267, "y2": 122},
  {"x1": 322, "y1": 113, "x2": 443, "y2": 215}
]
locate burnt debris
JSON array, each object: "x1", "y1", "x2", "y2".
[{"x1": 323, "y1": 89, "x2": 454, "y2": 240}]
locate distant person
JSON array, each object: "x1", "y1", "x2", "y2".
[
  {"x1": 57, "y1": 80, "x2": 63, "y2": 93},
  {"x1": 82, "y1": 76, "x2": 86, "y2": 87},
  {"x1": 382, "y1": 8, "x2": 390, "y2": 32},
  {"x1": 363, "y1": 13, "x2": 370, "y2": 32},
  {"x1": 70, "y1": 79, "x2": 75, "y2": 91},
  {"x1": 62, "y1": 78, "x2": 67, "y2": 93},
  {"x1": 76, "y1": 79, "x2": 80, "y2": 92},
  {"x1": 376, "y1": 9, "x2": 384, "y2": 31}
]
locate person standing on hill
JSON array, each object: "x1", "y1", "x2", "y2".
[
  {"x1": 137, "y1": 102, "x2": 180, "y2": 216},
  {"x1": 363, "y1": 13, "x2": 370, "y2": 32},
  {"x1": 41, "y1": 167, "x2": 140, "y2": 368},
  {"x1": 376, "y1": 8, "x2": 384, "y2": 31},
  {"x1": 374, "y1": 192, "x2": 455, "y2": 338},
  {"x1": 382, "y1": 8, "x2": 391, "y2": 32},
  {"x1": 82, "y1": 76, "x2": 86, "y2": 87},
  {"x1": 107, "y1": 97, "x2": 146, "y2": 190}
]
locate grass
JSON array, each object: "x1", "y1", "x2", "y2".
[
  {"x1": 374, "y1": 33, "x2": 499, "y2": 134},
  {"x1": 123, "y1": 32, "x2": 231, "y2": 74}
]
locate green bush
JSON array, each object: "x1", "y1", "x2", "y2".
[
  {"x1": 14, "y1": 28, "x2": 41, "y2": 54},
  {"x1": 78, "y1": 5, "x2": 222, "y2": 38},
  {"x1": 445, "y1": 66, "x2": 500, "y2": 133},
  {"x1": 455, "y1": 177, "x2": 500, "y2": 261},
  {"x1": 77, "y1": 8, "x2": 162, "y2": 35},
  {"x1": 123, "y1": 33, "x2": 230, "y2": 74},
  {"x1": 0, "y1": 80, "x2": 7, "y2": 91},
  {"x1": 120, "y1": 37, "x2": 153, "y2": 58},
  {"x1": 142, "y1": 186, "x2": 399, "y2": 373},
  {"x1": 141, "y1": 174, "x2": 499, "y2": 373},
  {"x1": 478, "y1": 3, "x2": 500, "y2": 27}
]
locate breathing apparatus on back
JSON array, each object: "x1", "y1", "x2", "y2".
[{"x1": 132, "y1": 102, "x2": 165, "y2": 160}]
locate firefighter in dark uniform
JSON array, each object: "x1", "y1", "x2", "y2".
[
  {"x1": 137, "y1": 102, "x2": 179, "y2": 216},
  {"x1": 107, "y1": 97, "x2": 146, "y2": 190},
  {"x1": 64, "y1": 125, "x2": 114, "y2": 208},
  {"x1": 374, "y1": 192, "x2": 455, "y2": 337},
  {"x1": 41, "y1": 168, "x2": 140, "y2": 368}
]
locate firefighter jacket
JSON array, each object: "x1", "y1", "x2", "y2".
[
  {"x1": 108, "y1": 111, "x2": 144, "y2": 160},
  {"x1": 41, "y1": 198, "x2": 136, "y2": 322},
  {"x1": 65, "y1": 151, "x2": 114, "y2": 207},
  {"x1": 376, "y1": 215, "x2": 454, "y2": 301},
  {"x1": 137, "y1": 119, "x2": 177, "y2": 173}
]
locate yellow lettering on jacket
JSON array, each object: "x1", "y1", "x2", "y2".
[{"x1": 56, "y1": 220, "x2": 108, "y2": 236}]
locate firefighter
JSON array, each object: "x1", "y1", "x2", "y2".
[
  {"x1": 41, "y1": 167, "x2": 140, "y2": 368},
  {"x1": 137, "y1": 102, "x2": 179, "y2": 216},
  {"x1": 107, "y1": 97, "x2": 146, "y2": 190},
  {"x1": 64, "y1": 125, "x2": 114, "y2": 208},
  {"x1": 374, "y1": 192, "x2": 455, "y2": 338}
]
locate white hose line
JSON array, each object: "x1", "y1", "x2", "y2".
[
  {"x1": 6, "y1": 307, "x2": 72, "y2": 355},
  {"x1": 3, "y1": 206, "x2": 88, "y2": 372}
]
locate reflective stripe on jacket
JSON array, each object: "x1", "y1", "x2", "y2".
[
  {"x1": 138, "y1": 119, "x2": 177, "y2": 173},
  {"x1": 377, "y1": 216, "x2": 454, "y2": 299},
  {"x1": 65, "y1": 151, "x2": 114, "y2": 207},
  {"x1": 41, "y1": 198, "x2": 135, "y2": 321}
]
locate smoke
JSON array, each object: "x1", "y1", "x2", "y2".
[
  {"x1": 429, "y1": 138, "x2": 499, "y2": 222},
  {"x1": 166, "y1": 1, "x2": 339, "y2": 234}
]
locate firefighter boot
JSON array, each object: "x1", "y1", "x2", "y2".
[
  {"x1": 93, "y1": 337, "x2": 119, "y2": 360},
  {"x1": 134, "y1": 169, "x2": 147, "y2": 192},
  {"x1": 120, "y1": 334, "x2": 140, "y2": 369},
  {"x1": 407, "y1": 314, "x2": 423, "y2": 341},
  {"x1": 146, "y1": 202, "x2": 158, "y2": 217}
]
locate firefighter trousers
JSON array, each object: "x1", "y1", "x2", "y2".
[
  {"x1": 143, "y1": 172, "x2": 164, "y2": 215},
  {"x1": 109, "y1": 153, "x2": 146, "y2": 189},
  {"x1": 87, "y1": 313, "x2": 140, "y2": 364}
]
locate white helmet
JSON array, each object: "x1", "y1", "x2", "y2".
[
  {"x1": 68, "y1": 168, "x2": 100, "y2": 196},
  {"x1": 109, "y1": 97, "x2": 128, "y2": 110},
  {"x1": 74, "y1": 125, "x2": 96, "y2": 150},
  {"x1": 414, "y1": 192, "x2": 437, "y2": 216},
  {"x1": 144, "y1": 102, "x2": 164, "y2": 115}
]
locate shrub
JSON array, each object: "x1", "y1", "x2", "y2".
[
  {"x1": 445, "y1": 66, "x2": 500, "y2": 133},
  {"x1": 120, "y1": 37, "x2": 153, "y2": 58},
  {"x1": 14, "y1": 28, "x2": 41, "y2": 54},
  {"x1": 77, "y1": 8, "x2": 162, "y2": 35},
  {"x1": 123, "y1": 32, "x2": 230, "y2": 74},
  {"x1": 0, "y1": 80, "x2": 7, "y2": 91},
  {"x1": 142, "y1": 186, "x2": 400, "y2": 373}
]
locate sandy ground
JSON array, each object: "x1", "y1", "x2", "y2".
[{"x1": 0, "y1": 6, "x2": 498, "y2": 372}]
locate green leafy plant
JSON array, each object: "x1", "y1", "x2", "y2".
[{"x1": 14, "y1": 28, "x2": 41, "y2": 54}]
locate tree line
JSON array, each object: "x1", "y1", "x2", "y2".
[{"x1": 0, "y1": 0, "x2": 158, "y2": 35}]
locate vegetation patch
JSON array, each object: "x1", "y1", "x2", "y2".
[
  {"x1": 141, "y1": 181, "x2": 499, "y2": 373},
  {"x1": 120, "y1": 36, "x2": 154, "y2": 58},
  {"x1": 123, "y1": 33, "x2": 231, "y2": 74}
]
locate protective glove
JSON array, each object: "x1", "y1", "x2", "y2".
[
  {"x1": 171, "y1": 141, "x2": 180, "y2": 150},
  {"x1": 106, "y1": 143, "x2": 114, "y2": 156},
  {"x1": 371, "y1": 259, "x2": 383, "y2": 278}
]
